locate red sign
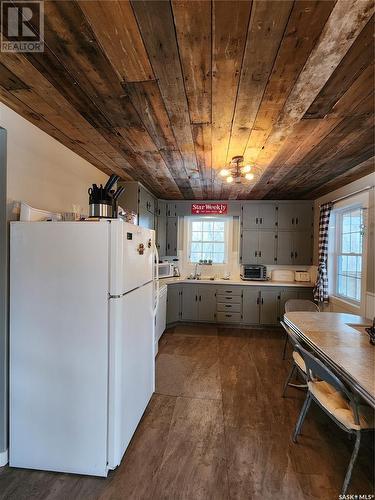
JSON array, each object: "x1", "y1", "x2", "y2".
[{"x1": 191, "y1": 203, "x2": 228, "y2": 215}]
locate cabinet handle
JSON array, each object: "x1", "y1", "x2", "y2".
[
  {"x1": 256, "y1": 297, "x2": 259, "y2": 305},
  {"x1": 225, "y1": 290, "x2": 233, "y2": 293},
  {"x1": 225, "y1": 314, "x2": 232, "y2": 318},
  {"x1": 260, "y1": 218, "x2": 263, "y2": 224},
  {"x1": 199, "y1": 295, "x2": 202, "y2": 302},
  {"x1": 296, "y1": 217, "x2": 299, "y2": 225},
  {"x1": 259, "y1": 251, "x2": 262, "y2": 257},
  {"x1": 291, "y1": 251, "x2": 294, "y2": 259},
  {"x1": 256, "y1": 218, "x2": 258, "y2": 224},
  {"x1": 195, "y1": 295, "x2": 198, "y2": 302},
  {"x1": 225, "y1": 297, "x2": 232, "y2": 300},
  {"x1": 261, "y1": 298, "x2": 264, "y2": 304},
  {"x1": 225, "y1": 305, "x2": 231, "y2": 308},
  {"x1": 292, "y1": 218, "x2": 294, "y2": 224},
  {"x1": 255, "y1": 251, "x2": 258, "y2": 257},
  {"x1": 295, "y1": 252, "x2": 298, "y2": 258}
]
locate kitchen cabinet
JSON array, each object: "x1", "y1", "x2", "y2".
[
  {"x1": 167, "y1": 203, "x2": 177, "y2": 217},
  {"x1": 167, "y1": 285, "x2": 181, "y2": 324},
  {"x1": 118, "y1": 181, "x2": 156, "y2": 230},
  {"x1": 277, "y1": 203, "x2": 313, "y2": 230},
  {"x1": 242, "y1": 203, "x2": 277, "y2": 230},
  {"x1": 259, "y1": 289, "x2": 279, "y2": 325},
  {"x1": 242, "y1": 288, "x2": 259, "y2": 324},
  {"x1": 277, "y1": 231, "x2": 312, "y2": 265},
  {"x1": 241, "y1": 229, "x2": 277, "y2": 264},
  {"x1": 181, "y1": 285, "x2": 216, "y2": 322},
  {"x1": 166, "y1": 217, "x2": 178, "y2": 256},
  {"x1": 156, "y1": 201, "x2": 167, "y2": 256}
]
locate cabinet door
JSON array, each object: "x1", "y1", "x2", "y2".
[
  {"x1": 242, "y1": 288, "x2": 259, "y2": 324},
  {"x1": 279, "y1": 289, "x2": 299, "y2": 318},
  {"x1": 138, "y1": 206, "x2": 154, "y2": 230},
  {"x1": 258, "y1": 204, "x2": 277, "y2": 229},
  {"x1": 293, "y1": 231, "x2": 313, "y2": 265},
  {"x1": 258, "y1": 230, "x2": 277, "y2": 264},
  {"x1": 198, "y1": 286, "x2": 216, "y2": 322},
  {"x1": 298, "y1": 289, "x2": 314, "y2": 301},
  {"x1": 181, "y1": 286, "x2": 198, "y2": 321},
  {"x1": 167, "y1": 203, "x2": 177, "y2": 217},
  {"x1": 295, "y1": 204, "x2": 313, "y2": 230},
  {"x1": 166, "y1": 217, "x2": 178, "y2": 256},
  {"x1": 156, "y1": 215, "x2": 167, "y2": 256},
  {"x1": 241, "y1": 230, "x2": 259, "y2": 264},
  {"x1": 167, "y1": 286, "x2": 181, "y2": 324},
  {"x1": 242, "y1": 204, "x2": 259, "y2": 229},
  {"x1": 277, "y1": 204, "x2": 296, "y2": 230},
  {"x1": 276, "y1": 231, "x2": 294, "y2": 265},
  {"x1": 260, "y1": 289, "x2": 279, "y2": 325}
]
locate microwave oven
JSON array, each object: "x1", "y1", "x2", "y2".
[
  {"x1": 240, "y1": 264, "x2": 267, "y2": 281},
  {"x1": 158, "y1": 262, "x2": 174, "y2": 278}
]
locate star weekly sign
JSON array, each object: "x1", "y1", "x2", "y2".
[{"x1": 191, "y1": 203, "x2": 228, "y2": 215}]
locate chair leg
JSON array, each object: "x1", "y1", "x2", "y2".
[
  {"x1": 341, "y1": 431, "x2": 361, "y2": 496},
  {"x1": 282, "y1": 332, "x2": 289, "y2": 360},
  {"x1": 292, "y1": 393, "x2": 311, "y2": 443},
  {"x1": 282, "y1": 364, "x2": 296, "y2": 397}
]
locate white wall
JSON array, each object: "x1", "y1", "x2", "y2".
[
  {"x1": 313, "y1": 172, "x2": 375, "y2": 318},
  {"x1": 1, "y1": 103, "x2": 108, "y2": 219}
]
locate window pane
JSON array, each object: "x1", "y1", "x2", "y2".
[
  {"x1": 350, "y1": 210, "x2": 361, "y2": 232},
  {"x1": 213, "y1": 242, "x2": 224, "y2": 253},
  {"x1": 192, "y1": 231, "x2": 201, "y2": 241},
  {"x1": 338, "y1": 274, "x2": 346, "y2": 296},
  {"x1": 190, "y1": 253, "x2": 200, "y2": 263},
  {"x1": 203, "y1": 231, "x2": 213, "y2": 241},
  {"x1": 202, "y1": 242, "x2": 213, "y2": 253},
  {"x1": 347, "y1": 277, "x2": 356, "y2": 300},
  {"x1": 342, "y1": 233, "x2": 350, "y2": 253},
  {"x1": 213, "y1": 231, "x2": 224, "y2": 242},
  {"x1": 212, "y1": 253, "x2": 224, "y2": 264},
  {"x1": 192, "y1": 221, "x2": 202, "y2": 232},
  {"x1": 350, "y1": 232, "x2": 361, "y2": 254},
  {"x1": 191, "y1": 242, "x2": 202, "y2": 253},
  {"x1": 342, "y1": 214, "x2": 351, "y2": 233},
  {"x1": 202, "y1": 221, "x2": 213, "y2": 231},
  {"x1": 214, "y1": 221, "x2": 225, "y2": 231}
]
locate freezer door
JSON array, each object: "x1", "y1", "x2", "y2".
[
  {"x1": 110, "y1": 221, "x2": 155, "y2": 295},
  {"x1": 10, "y1": 221, "x2": 110, "y2": 476},
  {"x1": 107, "y1": 281, "x2": 155, "y2": 468}
]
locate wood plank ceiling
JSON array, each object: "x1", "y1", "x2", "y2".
[{"x1": 0, "y1": 0, "x2": 374, "y2": 200}]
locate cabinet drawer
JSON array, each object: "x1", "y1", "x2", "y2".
[
  {"x1": 217, "y1": 302, "x2": 242, "y2": 313},
  {"x1": 216, "y1": 294, "x2": 242, "y2": 304},
  {"x1": 216, "y1": 286, "x2": 242, "y2": 296},
  {"x1": 217, "y1": 312, "x2": 242, "y2": 323}
]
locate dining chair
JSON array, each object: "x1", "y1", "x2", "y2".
[
  {"x1": 281, "y1": 299, "x2": 320, "y2": 396},
  {"x1": 282, "y1": 299, "x2": 320, "y2": 359},
  {"x1": 292, "y1": 344, "x2": 375, "y2": 496}
]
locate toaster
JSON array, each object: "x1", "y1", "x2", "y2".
[{"x1": 294, "y1": 271, "x2": 310, "y2": 282}]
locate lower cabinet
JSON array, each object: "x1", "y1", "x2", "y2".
[
  {"x1": 167, "y1": 285, "x2": 182, "y2": 324},
  {"x1": 181, "y1": 285, "x2": 216, "y2": 322},
  {"x1": 167, "y1": 284, "x2": 314, "y2": 326}
]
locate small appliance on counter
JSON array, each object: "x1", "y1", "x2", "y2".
[
  {"x1": 271, "y1": 269, "x2": 295, "y2": 282},
  {"x1": 294, "y1": 270, "x2": 311, "y2": 282},
  {"x1": 240, "y1": 264, "x2": 268, "y2": 281},
  {"x1": 158, "y1": 261, "x2": 175, "y2": 278},
  {"x1": 88, "y1": 174, "x2": 125, "y2": 218}
]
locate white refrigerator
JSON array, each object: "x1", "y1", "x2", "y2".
[{"x1": 9, "y1": 220, "x2": 156, "y2": 476}]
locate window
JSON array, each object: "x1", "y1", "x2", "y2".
[
  {"x1": 333, "y1": 206, "x2": 364, "y2": 303},
  {"x1": 188, "y1": 217, "x2": 229, "y2": 264}
]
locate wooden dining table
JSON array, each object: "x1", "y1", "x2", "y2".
[{"x1": 284, "y1": 312, "x2": 375, "y2": 407}]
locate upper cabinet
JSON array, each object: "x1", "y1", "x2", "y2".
[
  {"x1": 118, "y1": 181, "x2": 156, "y2": 230},
  {"x1": 242, "y1": 203, "x2": 277, "y2": 230},
  {"x1": 277, "y1": 203, "x2": 313, "y2": 231}
]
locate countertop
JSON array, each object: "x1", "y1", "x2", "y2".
[{"x1": 160, "y1": 277, "x2": 314, "y2": 287}]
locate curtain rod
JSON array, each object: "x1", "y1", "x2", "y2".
[{"x1": 319, "y1": 186, "x2": 373, "y2": 206}]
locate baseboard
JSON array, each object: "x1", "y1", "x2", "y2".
[{"x1": 0, "y1": 449, "x2": 8, "y2": 467}]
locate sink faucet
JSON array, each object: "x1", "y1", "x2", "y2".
[{"x1": 194, "y1": 262, "x2": 200, "y2": 279}]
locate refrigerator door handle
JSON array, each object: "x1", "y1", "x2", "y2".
[{"x1": 153, "y1": 243, "x2": 160, "y2": 316}]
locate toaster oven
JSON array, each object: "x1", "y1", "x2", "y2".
[
  {"x1": 158, "y1": 262, "x2": 175, "y2": 278},
  {"x1": 240, "y1": 264, "x2": 267, "y2": 281}
]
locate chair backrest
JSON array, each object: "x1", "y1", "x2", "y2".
[
  {"x1": 285, "y1": 299, "x2": 320, "y2": 313},
  {"x1": 294, "y1": 344, "x2": 360, "y2": 424}
]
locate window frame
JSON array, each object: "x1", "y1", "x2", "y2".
[
  {"x1": 185, "y1": 216, "x2": 231, "y2": 265},
  {"x1": 328, "y1": 193, "x2": 368, "y2": 312}
]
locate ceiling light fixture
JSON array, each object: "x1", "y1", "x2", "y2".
[{"x1": 219, "y1": 156, "x2": 255, "y2": 183}]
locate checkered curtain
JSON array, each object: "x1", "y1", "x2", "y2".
[{"x1": 314, "y1": 202, "x2": 333, "y2": 303}]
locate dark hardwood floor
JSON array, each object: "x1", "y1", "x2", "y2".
[{"x1": 1, "y1": 326, "x2": 374, "y2": 499}]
